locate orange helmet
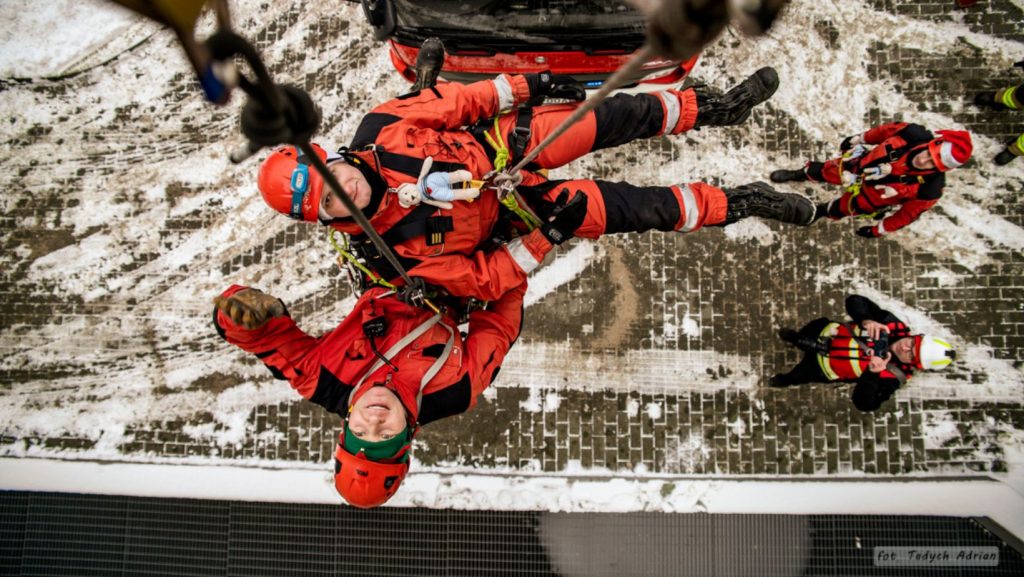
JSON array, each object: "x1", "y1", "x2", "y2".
[
  {"x1": 333, "y1": 428, "x2": 413, "y2": 509},
  {"x1": 257, "y1": 144, "x2": 330, "y2": 222},
  {"x1": 926, "y1": 130, "x2": 973, "y2": 172}
]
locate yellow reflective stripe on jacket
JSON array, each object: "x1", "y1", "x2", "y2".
[
  {"x1": 816, "y1": 322, "x2": 865, "y2": 380},
  {"x1": 817, "y1": 322, "x2": 842, "y2": 380}
]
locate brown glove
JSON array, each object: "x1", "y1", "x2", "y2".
[{"x1": 213, "y1": 288, "x2": 285, "y2": 329}]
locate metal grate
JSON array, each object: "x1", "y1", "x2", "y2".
[{"x1": 2, "y1": 491, "x2": 1022, "y2": 576}]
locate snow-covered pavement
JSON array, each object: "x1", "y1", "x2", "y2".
[{"x1": 1, "y1": 0, "x2": 1023, "y2": 522}]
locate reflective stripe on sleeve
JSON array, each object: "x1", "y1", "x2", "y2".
[
  {"x1": 494, "y1": 75, "x2": 515, "y2": 110},
  {"x1": 506, "y1": 237, "x2": 540, "y2": 273}
]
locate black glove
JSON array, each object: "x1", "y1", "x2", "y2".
[
  {"x1": 840, "y1": 134, "x2": 860, "y2": 152},
  {"x1": 541, "y1": 188, "x2": 588, "y2": 245},
  {"x1": 524, "y1": 71, "x2": 586, "y2": 106},
  {"x1": 855, "y1": 226, "x2": 878, "y2": 239}
]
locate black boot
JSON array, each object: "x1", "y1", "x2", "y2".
[
  {"x1": 995, "y1": 147, "x2": 1019, "y2": 166},
  {"x1": 411, "y1": 37, "x2": 445, "y2": 92},
  {"x1": 769, "y1": 167, "x2": 807, "y2": 183},
  {"x1": 810, "y1": 202, "x2": 830, "y2": 223},
  {"x1": 973, "y1": 91, "x2": 1005, "y2": 110},
  {"x1": 778, "y1": 328, "x2": 799, "y2": 345},
  {"x1": 692, "y1": 67, "x2": 780, "y2": 128},
  {"x1": 722, "y1": 182, "x2": 815, "y2": 226}
]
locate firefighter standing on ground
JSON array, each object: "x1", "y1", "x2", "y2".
[
  {"x1": 257, "y1": 69, "x2": 815, "y2": 302},
  {"x1": 769, "y1": 122, "x2": 973, "y2": 239},
  {"x1": 974, "y1": 61, "x2": 1024, "y2": 166},
  {"x1": 213, "y1": 279, "x2": 527, "y2": 509},
  {"x1": 771, "y1": 295, "x2": 956, "y2": 412}
]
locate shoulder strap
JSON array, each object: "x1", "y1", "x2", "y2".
[
  {"x1": 375, "y1": 150, "x2": 466, "y2": 178},
  {"x1": 507, "y1": 107, "x2": 534, "y2": 162},
  {"x1": 884, "y1": 362, "x2": 908, "y2": 386},
  {"x1": 346, "y1": 305, "x2": 457, "y2": 412}
]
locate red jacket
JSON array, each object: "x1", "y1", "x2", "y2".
[
  {"x1": 214, "y1": 283, "x2": 525, "y2": 425},
  {"x1": 825, "y1": 122, "x2": 944, "y2": 234},
  {"x1": 326, "y1": 75, "x2": 553, "y2": 302},
  {"x1": 817, "y1": 321, "x2": 909, "y2": 383}
]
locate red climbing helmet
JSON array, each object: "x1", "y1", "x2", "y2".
[
  {"x1": 332, "y1": 428, "x2": 413, "y2": 509},
  {"x1": 927, "y1": 130, "x2": 972, "y2": 172},
  {"x1": 257, "y1": 144, "x2": 330, "y2": 222}
]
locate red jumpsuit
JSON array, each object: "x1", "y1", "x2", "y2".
[
  {"x1": 213, "y1": 282, "x2": 525, "y2": 425},
  {"x1": 327, "y1": 74, "x2": 727, "y2": 301},
  {"x1": 809, "y1": 122, "x2": 944, "y2": 236}
]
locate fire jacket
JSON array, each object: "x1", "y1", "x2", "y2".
[
  {"x1": 324, "y1": 75, "x2": 720, "y2": 301},
  {"x1": 817, "y1": 123, "x2": 944, "y2": 235},
  {"x1": 819, "y1": 295, "x2": 916, "y2": 411},
  {"x1": 213, "y1": 282, "x2": 525, "y2": 425}
]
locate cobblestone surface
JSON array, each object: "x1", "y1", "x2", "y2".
[{"x1": 1, "y1": 0, "x2": 1023, "y2": 483}]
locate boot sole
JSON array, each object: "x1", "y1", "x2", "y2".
[
  {"x1": 750, "y1": 67, "x2": 780, "y2": 105},
  {"x1": 769, "y1": 169, "x2": 804, "y2": 183},
  {"x1": 779, "y1": 191, "x2": 815, "y2": 226}
]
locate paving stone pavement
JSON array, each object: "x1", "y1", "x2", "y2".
[{"x1": 1, "y1": 0, "x2": 1023, "y2": 484}]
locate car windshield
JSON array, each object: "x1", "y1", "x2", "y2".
[{"x1": 391, "y1": 0, "x2": 646, "y2": 50}]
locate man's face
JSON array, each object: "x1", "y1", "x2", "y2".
[
  {"x1": 347, "y1": 385, "x2": 408, "y2": 442},
  {"x1": 890, "y1": 337, "x2": 916, "y2": 365},
  {"x1": 911, "y1": 149, "x2": 936, "y2": 171},
  {"x1": 320, "y1": 161, "x2": 372, "y2": 218}
]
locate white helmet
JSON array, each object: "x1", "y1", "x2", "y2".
[{"x1": 915, "y1": 335, "x2": 955, "y2": 370}]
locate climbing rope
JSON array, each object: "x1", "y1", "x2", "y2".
[{"x1": 328, "y1": 229, "x2": 396, "y2": 291}]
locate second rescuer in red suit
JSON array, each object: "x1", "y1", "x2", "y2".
[
  {"x1": 769, "y1": 122, "x2": 973, "y2": 238},
  {"x1": 257, "y1": 70, "x2": 813, "y2": 301},
  {"x1": 213, "y1": 280, "x2": 526, "y2": 509}
]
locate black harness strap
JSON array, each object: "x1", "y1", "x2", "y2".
[
  {"x1": 507, "y1": 107, "x2": 534, "y2": 163},
  {"x1": 375, "y1": 150, "x2": 466, "y2": 179},
  {"x1": 469, "y1": 107, "x2": 541, "y2": 172},
  {"x1": 350, "y1": 203, "x2": 453, "y2": 281},
  {"x1": 857, "y1": 140, "x2": 937, "y2": 183}
]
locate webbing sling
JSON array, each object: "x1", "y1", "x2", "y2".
[
  {"x1": 507, "y1": 107, "x2": 534, "y2": 166},
  {"x1": 855, "y1": 141, "x2": 935, "y2": 187},
  {"x1": 348, "y1": 202, "x2": 452, "y2": 282}
]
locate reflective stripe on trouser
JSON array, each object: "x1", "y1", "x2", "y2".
[
  {"x1": 672, "y1": 183, "x2": 727, "y2": 231},
  {"x1": 651, "y1": 89, "x2": 698, "y2": 135},
  {"x1": 1011, "y1": 133, "x2": 1024, "y2": 156},
  {"x1": 998, "y1": 84, "x2": 1022, "y2": 110}
]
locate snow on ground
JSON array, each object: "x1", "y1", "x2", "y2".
[{"x1": 1, "y1": 0, "x2": 1023, "y2": 521}]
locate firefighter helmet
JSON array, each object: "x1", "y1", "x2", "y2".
[
  {"x1": 915, "y1": 335, "x2": 956, "y2": 370},
  {"x1": 257, "y1": 144, "x2": 329, "y2": 222},
  {"x1": 332, "y1": 431, "x2": 412, "y2": 509},
  {"x1": 927, "y1": 130, "x2": 972, "y2": 172}
]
